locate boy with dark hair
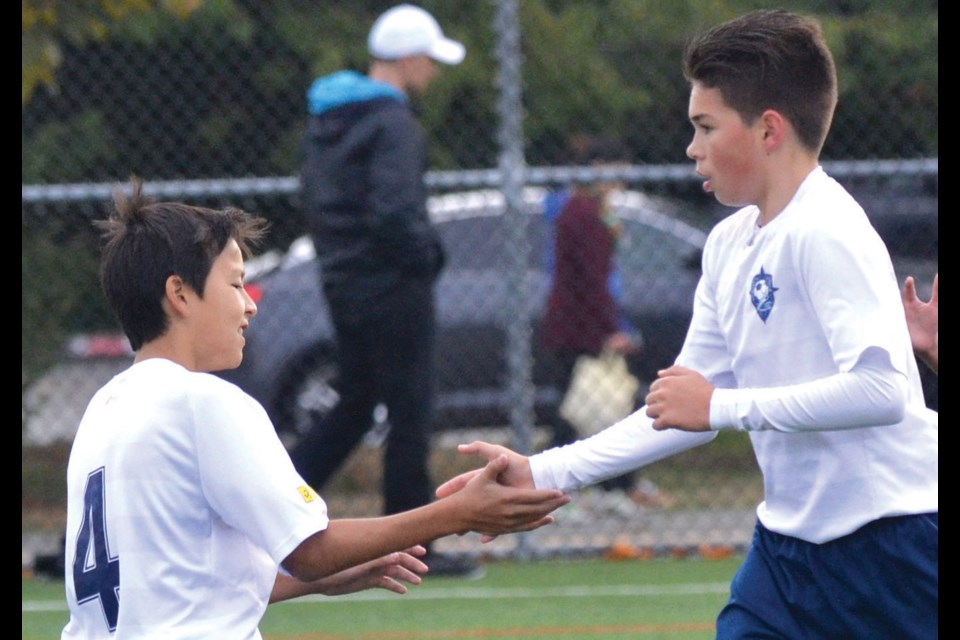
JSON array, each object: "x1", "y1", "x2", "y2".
[
  {"x1": 440, "y1": 10, "x2": 937, "y2": 638},
  {"x1": 61, "y1": 178, "x2": 569, "y2": 638}
]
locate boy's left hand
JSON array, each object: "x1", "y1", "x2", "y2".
[
  {"x1": 315, "y1": 547, "x2": 428, "y2": 596},
  {"x1": 645, "y1": 365, "x2": 713, "y2": 431}
]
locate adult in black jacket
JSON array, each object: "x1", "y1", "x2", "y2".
[{"x1": 292, "y1": 5, "x2": 482, "y2": 578}]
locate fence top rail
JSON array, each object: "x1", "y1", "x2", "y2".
[{"x1": 22, "y1": 158, "x2": 938, "y2": 204}]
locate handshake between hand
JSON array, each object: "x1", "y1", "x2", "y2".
[{"x1": 436, "y1": 442, "x2": 562, "y2": 542}]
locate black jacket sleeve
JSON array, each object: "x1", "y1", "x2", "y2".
[{"x1": 365, "y1": 104, "x2": 445, "y2": 278}]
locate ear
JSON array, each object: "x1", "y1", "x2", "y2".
[
  {"x1": 164, "y1": 274, "x2": 192, "y2": 318},
  {"x1": 758, "y1": 109, "x2": 787, "y2": 153}
]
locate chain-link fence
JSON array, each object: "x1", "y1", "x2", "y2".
[{"x1": 23, "y1": 1, "x2": 938, "y2": 561}]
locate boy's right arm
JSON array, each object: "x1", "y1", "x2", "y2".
[
  {"x1": 436, "y1": 272, "x2": 732, "y2": 497},
  {"x1": 281, "y1": 455, "x2": 569, "y2": 582},
  {"x1": 437, "y1": 413, "x2": 716, "y2": 500}
]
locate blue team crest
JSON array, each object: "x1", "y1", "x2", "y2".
[{"x1": 749, "y1": 267, "x2": 778, "y2": 322}]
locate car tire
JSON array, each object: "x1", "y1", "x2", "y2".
[{"x1": 275, "y1": 352, "x2": 341, "y2": 451}]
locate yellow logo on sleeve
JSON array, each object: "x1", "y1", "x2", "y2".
[{"x1": 297, "y1": 485, "x2": 319, "y2": 503}]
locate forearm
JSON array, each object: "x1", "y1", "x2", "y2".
[
  {"x1": 283, "y1": 505, "x2": 460, "y2": 582},
  {"x1": 917, "y1": 338, "x2": 938, "y2": 374},
  {"x1": 531, "y1": 410, "x2": 716, "y2": 491},
  {"x1": 374, "y1": 210, "x2": 444, "y2": 273},
  {"x1": 710, "y1": 349, "x2": 907, "y2": 433},
  {"x1": 369, "y1": 126, "x2": 443, "y2": 274},
  {"x1": 282, "y1": 477, "x2": 567, "y2": 582},
  {"x1": 270, "y1": 573, "x2": 316, "y2": 603}
]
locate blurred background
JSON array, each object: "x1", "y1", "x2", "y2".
[{"x1": 23, "y1": 0, "x2": 938, "y2": 562}]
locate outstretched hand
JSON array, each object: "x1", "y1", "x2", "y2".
[
  {"x1": 436, "y1": 441, "x2": 536, "y2": 498},
  {"x1": 271, "y1": 546, "x2": 428, "y2": 602},
  {"x1": 645, "y1": 365, "x2": 714, "y2": 431},
  {"x1": 437, "y1": 442, "x2": 557, "y2": 543},
  {"x1": 316, "y1": 546, "x2": 428, "y2": 596},
  {"x1": 453, "y1": 452, "x2": 568, "y2": 540},
  {"x1": 902, "y1": 274, "x2": 938, "y2": 374}
]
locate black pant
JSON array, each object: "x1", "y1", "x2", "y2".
[
  {"x1": 290, "y1": 277, "x2": 436, "y2": 516},
  {"x1": 543, "y1": 348, "x2": 636, "y2": 492}
]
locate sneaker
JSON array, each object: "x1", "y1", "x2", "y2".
[
  {"x1": 628, "y1": 479, "x2": 675, "y2": 509},
  {"x1": 574, "y1": 488, "x2": 637, "y2": 519},
  {"x1": 422, "y1": 551, "x2": 486, "y2": 580},
  {"x1": 596, "y1": 489, "x2": 642, "y2": 519},
  {"x1": 555, "y1": 500, "x2": 590, "y2": 523}
]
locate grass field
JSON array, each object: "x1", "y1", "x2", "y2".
[{"x1": 23, "y1": 555, "x2": 741, "y2": 639}]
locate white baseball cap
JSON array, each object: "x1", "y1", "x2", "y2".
[{"x1": 368, "y1": 4, "x2": 465, "y2": 65}]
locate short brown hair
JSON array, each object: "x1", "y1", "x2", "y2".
[{"x1": 683, "y1": 9, "x2": 838, "y2": 153}]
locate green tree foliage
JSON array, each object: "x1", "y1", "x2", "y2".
[
  {"x1": 22, "y1": 214, "x2": 111, "y2": 381},
  {"x1": 824, "y1": 10, "x2": 939, "y2": 158},
  {"x1": 22, "y1": 0, "x2": 202, "y2": 105},
  {"x1": 22, "y1": 0, "x2": 938, "y2": 184}
]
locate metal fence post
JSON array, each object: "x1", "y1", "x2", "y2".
[{"x1": 494, "y1": 0, "x2": 536, "y2": 560}]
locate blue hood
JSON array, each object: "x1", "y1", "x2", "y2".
[{"x1": 307, "y1": 70, "x2": 406, "y2": 116}]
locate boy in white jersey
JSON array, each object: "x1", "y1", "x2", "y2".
[
  {"x1": 438, "y1": 9, "x2": 937, "y2": 638},
  {"x1": 61, "y1": 179, "x2": 570, "y2": 639}
]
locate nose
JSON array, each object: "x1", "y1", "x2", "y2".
[
  {"x1": 686, "y1": 136, "x2": 699, "y2": 160},
  {"x1": 243, "y1": 289, "x2": 258, "y2": 317}
]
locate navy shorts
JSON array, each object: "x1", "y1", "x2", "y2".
[{"x1": 716, "y1": 513, "x2": 937, "y2": 639}]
